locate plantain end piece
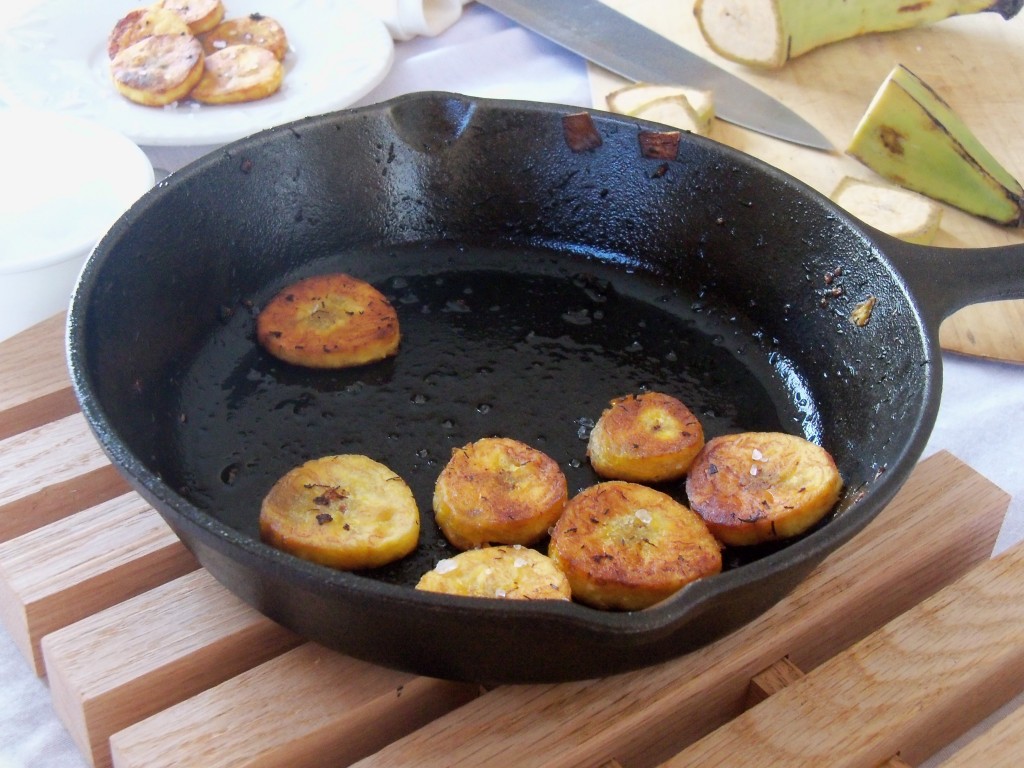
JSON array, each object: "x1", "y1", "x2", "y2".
[
  {"x1": 606, "y1": 83, "x2": 714, "y2": 133},
  {"x1": 694, "y1": 0, "x2": 1023, "y2": 69},
  {"x1": 846, "y1": 65, "x2": 1023, "y2": 227}
]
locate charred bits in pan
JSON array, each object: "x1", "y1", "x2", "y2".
[{"x1": 562, "y1": 112, "x2": 603, "y2": 152}]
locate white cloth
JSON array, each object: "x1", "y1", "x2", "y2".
[{"x1": 354, "y1": 0, "x2": 473, "y2": 40}]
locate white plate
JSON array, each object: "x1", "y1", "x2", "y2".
[{"x1": 0, "y1": 0, "x2": 394, "y2": 146}]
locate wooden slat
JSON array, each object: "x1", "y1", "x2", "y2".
[
  {"x1": 0, "y1": 412, "x2": 130, "y2": 543},
  {"x1": 663, "y1": 540, "x2": 1024, "y2": 767},
  {"x1": 41, "y1": 569, "x2": 303, "y2": 768},
  {"x1": 0, "y1": 312, "x2": 76, "y2": 440},
  {"x1": 347, "y1": 452, "x2": 1008, "y2": 768},
  {"x1": 109, "y1": 643, "x2": 481, "y2": 768},
  {"x1": 938, "y1": 701, "x2": 1024, "y2": 767},
  {"x1": 0, "y1": 492, "x2": 199, "y2": 675}
]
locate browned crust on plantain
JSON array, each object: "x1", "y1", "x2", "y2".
[
  {"x1": 433, "y1": 437, "x2": 568, "y2": 550},
  {"x1": 256, "y1": 273, "x2": 400, "y2": 369},
  {"x1": 110, "y1": 34, "x2": 205, "y2": 107},
  {"x1": 416, "y1": 545, "x2": 571, "y2": 600},
  {"x1": 201, "y1": 13, "x2": 289, "y2": 60},
  {"x1": 587, "y1": 391, "x2": 704, "y2": 483},
  {"x1": 190, "y1": 43, "x2": 283, "y2": 104},
  {"x1": 548, "y1": 481, "x2": 722, "y2": 611},
  {"x1": 685, "y1": 432, "x2": 843, "y2": 546}
]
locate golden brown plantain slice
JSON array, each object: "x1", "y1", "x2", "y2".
[
  {"x1": 260, "y1": 454, "x2": 420, "y2": 570},
  {"x1": 157, "y1": 0, "x2": 226, "y2": 35},
  {"x1": 256, "y1": 273, "x2": 400, "y2": 369},
  {"x1": 685, "y1": 432, "x2": 844, "y2": 546},
  {"x1": 190, "y1": 43, "x2": 283, "y2": 104},
  {"x1": 548, "y1": 481, "x2": 721, "y2": 611},
  {"x1": 433, "y1": 437, "x2": 568, "y2": 550},
  {"x1": 107, "y1": 6, "x2": 191, "y2": 59},
  {"x1": 109, "y1": 34, "x2": 205, "y2": 107},
  {"x1": 202, "y1": 13, "x2": 290, "y2": 60},
  {"x1": 587, "y1": 391, "x2": 704, "y2": 483},
  {"x1": 416, "y1": 545, "x2": 571, "y2": 601}
]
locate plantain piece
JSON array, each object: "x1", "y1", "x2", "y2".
[
  {"x1": 831, "y1": 176, "x2": 943, "y2": 244},
  {"x1": 190, "y1": 43, "x2": 283, "y2": 104},
  {"x1": 107, "y1": 6, "x2": 190, "y2": 59},
  {"x1": 433, "y1": 437, "x2": 567, "y2": 550},
  {"x1": 260, "y1": 454, "x2": 420, "y2": 571},
  {"x1": 587, "y1": 391, "x2": 704, "y2": 483},
  {"x1": 606, "y1": 83, "x2": 714, "y2": 135},
  {"x1": 416, "y1": 545, "x2": 571, "y2": 601},
  {"x1": 685, "y1": 432, "x2": 843, "y2": 547},
  {"x1": 157, "y1": 0, "x2": 225, "y2": 35},
  {"x1": 847, "y1": 65, "x2": 1024, "y2": 227},
  {"x1": 548, "y1": 481, "x2": 722, "y2": 611},
  {"x1": 202, "y1": 13, "x2": 290, "y2": 61},
  {"x1": 256, "y1": 273, "x2": 400, "y2": 369},
  {"x1": 693, "y1": 0, "x2": 1023, "y2": 69},
  {"x1": 110, "y1": 34, "x2": 205, "y2": 107}
]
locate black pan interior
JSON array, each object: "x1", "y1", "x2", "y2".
[{"x1": 71, "y1": 93, "x2": 933, "y2": 680}]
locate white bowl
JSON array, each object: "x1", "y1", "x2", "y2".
[{"x1": 0, "y1": 108, "x2": 154, "y2": 342}]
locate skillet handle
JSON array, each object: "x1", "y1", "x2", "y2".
[{"x1": 883, "y1": 238, "x2": 1024, "y2": 328}]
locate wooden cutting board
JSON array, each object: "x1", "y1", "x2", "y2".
[
  {"x1": 2, "y1": 315, "x2": 1024, "y2": 767},
  {"x1": 590, "y1": 0, "x2": 1024, "y2": 364}
]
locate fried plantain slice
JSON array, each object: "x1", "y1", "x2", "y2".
[
  {"x1": 107, "y1": 6, "x2": 191, "y2": 59},
  {"x1": 685, "y1": 432, "x2": 844, "y2": 546},
  {"x1": 202, "y1": 13, "x2": 289, "y2": 60},
  {"x1": 587, "y1": 391, "x2": 705, "y2": 483},
  {"x1": 157, "y1": 0, "x2": 226, "y2": 34},
  {"x1": 110, "y1": 34, "x2": 205, "y2": 107},
  {"x1": 256, "y1": 273, "x2": 400, "y2": 369},
  {"x1": 260, "y1": 454, "x2": 420, "y2": 570},
  {"x1": 548, "y1": 481, "x2": 721, "y2": 611},
  {"x1": 190, "y1": 43, "x2": 283, "y2": 104},
  {"x1": 433, "y1": 437, "x2": 568, "y2": 550},
  {"x1": 416, "y1": 545, "x2": 571, "y2": 601}
]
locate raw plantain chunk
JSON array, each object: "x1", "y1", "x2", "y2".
[
  {"x1": 846, "y1": 65, "x2": 1024, "y2": 227},
  {"x1": 831, "y1": 176, "x2": 943, "y2": 245},
  {"x1": 587, "y1": 391, "x2": 704, "y2": 483},
  {"x1": 110, "y1": 34, "x2": 205, "y2": 107},
  {"x1": 416, "y1": 545, "x2": 571, "y2": 600},
  {"x1": 548, "y1": 481, "x2": 722, "y2": 611},
  {"x1": 256, "y1": 273, "x2": 400, "y2": 369},
  {"x1": 107, "y1": 6, "x2": 191, "y2": 59},
  {"x1": 260, "y1": 454, "x2": 420, "y2": 570},
  {"x1": 693, "y1": 0, "x2": 1023, "y2": 69},
  {"x1": 202, "y1": 13, "x2": 290, "y2": 60},
  {"x1": 157, "y1": 0, "x2": 226, "y2": 35},
  {"x1": 190, "y1": 43, "x2": 283, "y2": 104},
  {"x1": 685, "y1": 432, "x2": 843, "y2": 546},
  {"x1": 433, "y1": 437, "x2": 568, "y2": 550}
]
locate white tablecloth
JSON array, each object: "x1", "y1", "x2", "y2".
[{"x1": 1, "y1": 3, "x2": 1022, "y2": 767}]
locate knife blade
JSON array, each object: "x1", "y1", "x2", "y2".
[{"x1": 478, "y1": 0, "x2": 833, "y2": 151}]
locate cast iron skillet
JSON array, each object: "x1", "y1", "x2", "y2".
[{"x1": 68, "y1": 92, "x2": 1024, "y2": 683}]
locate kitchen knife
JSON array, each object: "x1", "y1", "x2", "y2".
[{"x1": 478, "y1": 0, "x2": 833, "y2": 151}]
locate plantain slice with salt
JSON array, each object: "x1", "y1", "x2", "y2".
[
  {"x1": 548, "y1": 481, "x2": 722, "y2": 611},
  {"x1": 202, "y1": 13, "x2": 290, "y2": 60},
  {"x1": 587, "y1": 391, "x2": 704, "y2": 483},
  {"x1": 256, "y1": 273, "x2": 400, "y2": 369},
  {"x1": 107, "y1": 6, "x2": 191, "y2": 59},
  {"x1": 433, "y1": 437, "x2": 568, "y2": 550},
  {"x1": 190, "y1": 43, "x2": 284, "y2": 105},
  {"x1": 416, "y1": 545, "x2": 571, "y2": 601},
  {"x1": 157, "y1": 0, "x2": 225, "y2": 34},
  {"x1": 260, "y1": 454, "x2": 420, "y2": 570},
  {"x1": 110, "y1": 34, "x2": 205, "y2": 107},
  {"x1": 685, "y1": 432, "x2": 843, "y2": 547}
]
